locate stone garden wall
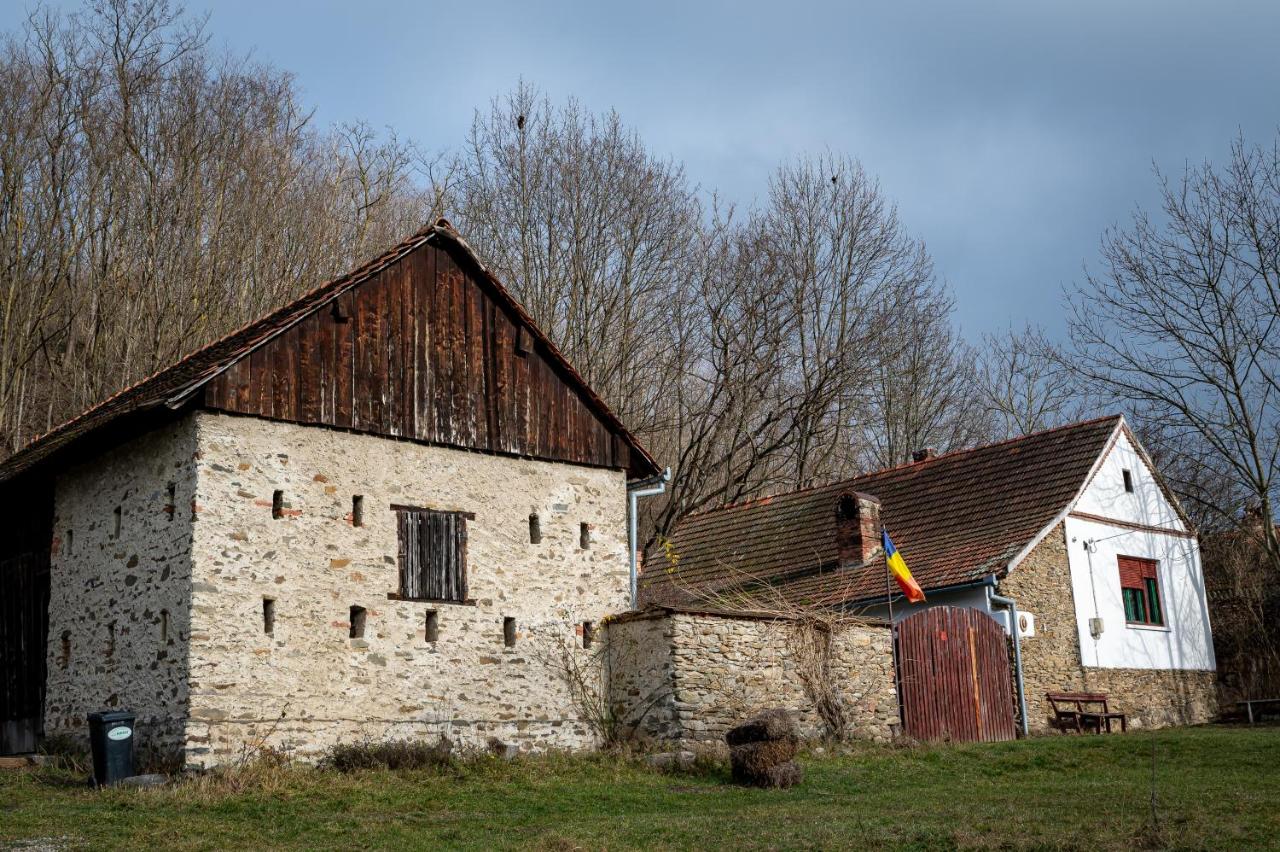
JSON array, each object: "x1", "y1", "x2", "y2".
[{"x1": 608, "y1": 609, "x2": 899, "y2": 745}]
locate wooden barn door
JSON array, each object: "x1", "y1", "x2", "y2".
[
  {"x1": 894, "y1": 606, "x2": 1016, "y2": 743},
  {"x1": 1, "y1": 482, "x2": 52, "y2": 755},
  {"x1": 1, "y1": 553, "x2": 50, "y2": 754}
]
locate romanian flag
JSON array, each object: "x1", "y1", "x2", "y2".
[{"x1": 882, "y1": 528, "x2": 926, "y2": 603}]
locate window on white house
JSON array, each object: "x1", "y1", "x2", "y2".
[
  {"x1": 1122, "y1": 469, "x2": 1134, "y2": 493},
  {"x1": 1118, "y1": 555, "x2": 1163, "y2": 626}
]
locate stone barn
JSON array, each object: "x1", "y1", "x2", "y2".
[{"x1": 0, "y1": 220, "x2": 662, "y2": 764}]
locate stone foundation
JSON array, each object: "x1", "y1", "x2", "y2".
[{"x1": 608, "y1": 608, "x2": 898, "y2": 745}]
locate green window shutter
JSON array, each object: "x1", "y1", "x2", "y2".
[
  {"x1": 1123, "y1": 587, "x2": 1147, "y2": 623},
  {"x1": 1145, "y1": 579, "x2": 1163, "y2": 626}
]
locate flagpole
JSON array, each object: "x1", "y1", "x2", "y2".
[{"x1": 883, "y1": 524, "x2": 902, "y2": 738}]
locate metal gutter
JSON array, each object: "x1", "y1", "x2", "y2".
[
  {"x1": 627, "y1": 468, "x2": 670, "y2": 609},
  {"x1": 987, "y1": 578, "x2": 1030, "y2": 737}
]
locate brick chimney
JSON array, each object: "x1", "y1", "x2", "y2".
[
  {"x1": 912, "y1": 447, "x2": 936, "y2": 463},
  {"x1": 835, "y1": 492, "x2": 882, "y2": 565}
]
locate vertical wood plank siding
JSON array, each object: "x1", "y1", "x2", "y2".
[
  {"x1": 204, "y1": 242, "x2": 629, "y2": 472},
  {"x1": 895, "y1": 606, "x2": 1017, "y2": 743}
]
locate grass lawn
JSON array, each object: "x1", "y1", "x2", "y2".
[{"x1": 0, "y1": 725, "x2": 1276, "y2": 850}]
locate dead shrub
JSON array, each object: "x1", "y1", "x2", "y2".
[
  {"x1": 37, "y1": 734, "x2": 90, "y2": 775},
  {"x1": 322, "y1": 737, "x2": 454, "y2": 773}
]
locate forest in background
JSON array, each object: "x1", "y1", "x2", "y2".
[{"x1": 2, "y1": 0, "x2": 1277, "y2": 654}]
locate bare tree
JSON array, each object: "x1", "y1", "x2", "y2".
[
  {"x1": 452, "y1": 82, "x2": 699, "y2": 434},
  {"x1": 973, "y1": 324, "x2": 1086, "y2": 441},
  {"x1": 859, "y1": 296, "x2": 989, "y2": 469},
  {"x1": 1066, "y1": 135, "x2": 1280, "y2": 567},
  {"x1": 0, "y1": 0, "x2": 438, "y2": 454}
]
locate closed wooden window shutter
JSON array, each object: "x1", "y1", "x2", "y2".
[
  {"x1": 398, "y1": 508, "x2": 468, "y2": 602},
  {"x1": 1117, "y1": 555, "x2": 1157, "y2": 589}
]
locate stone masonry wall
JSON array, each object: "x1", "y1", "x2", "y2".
[
  {"x1": 187, "y1": 413, "x2": 629, "y2": 765},
  {"x1": 1000, "y1": 524, "x2": 1218, "y2": 730},
  {"x1": 45, "y1": 418, "x2": 198, "y2": 761},
  {"x1": 609, "y1": 610, "x2": 898, "y2": 745}
]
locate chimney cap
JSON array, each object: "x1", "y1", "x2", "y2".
[{"x1": 912, "y1": 447, "x2": 937, "y2": 463}]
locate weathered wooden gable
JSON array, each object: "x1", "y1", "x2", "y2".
[{"x1": 202, "y1": 239, "x2": 633, "y2": 473}]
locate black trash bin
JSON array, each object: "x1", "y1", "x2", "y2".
[{"x1": 87, "y1": 710, "x2": 135, "y2": 786}]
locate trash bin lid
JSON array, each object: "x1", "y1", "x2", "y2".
[{"x1": 87, "y1": 710, "x2": 136, "y2": 724}]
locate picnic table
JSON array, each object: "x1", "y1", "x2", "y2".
[
  {"x1": 1046, "y1": 692, "x2": 1128, "y2": 734},
  {"x1": 1238, "y1": 698, "x2": 1280, "y2": 724}
]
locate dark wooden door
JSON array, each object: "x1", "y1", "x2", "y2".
[
  {"x1": 1, "y1": 552, "x2": 50, "y2": 754},
  {"x1": 894, "y1": 606, "x2": 1016, "y2": 742}
]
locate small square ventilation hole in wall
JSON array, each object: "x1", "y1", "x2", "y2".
[
  {"x1": 350, "y1": 605, "x2": 367, "y2": 639},
  {"x1": 426, "y1": 610, "x2": 439, "y2": 643},
  {"x1": 352, "y1": 495, "x2": 365, "y2": 527},
  {"x1": 529, "y1": 513, "x2": 541, "y2": 544},
  {"x1": 582, "y1": 621, "x2": 594, "y2": 650},
  {"x1": 263, "y1": 598, "x2": 276, "y2": 636},
  {"x1": 272, "y1": 490, "x2": 284, "y2": 519},
  {"x1": 503, "y1": 617, "x2": 516, "y2": 648},
  {"x1": 113, "y1": 505, "x2": 122, "y2": 538},
  {"x1": 579, "y1": 522, "x2": 591, "y2": 549}
]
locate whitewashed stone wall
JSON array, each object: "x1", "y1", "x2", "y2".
[
  {"x1": 186, "y1": 412, "x2": 629, "y2": 765},
  {"x1": 609, "y1": 610, "x2": 898, "y2": 744},
  {"x1": 44, "y1": 418, "x2": 198, "y2": 760}
]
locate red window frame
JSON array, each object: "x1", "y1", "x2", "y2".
[{"x1": 1117, "y1": 555, "x2": 1163, "y2": 626}]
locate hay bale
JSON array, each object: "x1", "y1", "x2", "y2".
[
  {"x1": 761, "y1": 761, "x2": 803, "y2": 789},
  {"x1": 729, "y1": 739, "x2": 799, "y2": 775},
  {"x1": 725, "y1": 709, "x2": 799, "y2": 746}
]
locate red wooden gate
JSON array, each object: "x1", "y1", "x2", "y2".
[{"x1": 894, "y1": 606, "x2": 1016, "y2": 742}]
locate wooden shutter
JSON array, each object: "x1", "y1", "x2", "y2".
[
  {"x1": 397, "y1": 508, "x2": 468, "y2": 602},
  {"x1": 1117, "y1": 555, "x2": 1157, "y2": 589}
]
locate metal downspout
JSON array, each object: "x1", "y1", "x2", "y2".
[
  {"x1": 988, "y1": 583, "x2": 1030, "y2": 738},
  {"x1": 627, "y1": 468, "x2": 670, "y2": 610}
]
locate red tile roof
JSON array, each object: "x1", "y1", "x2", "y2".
[
  {"x1": 641, "y1": 415, "x2": 1124, "y2": 608},
  {"x1": 0, "y1": 220, "x2": 659, "y2": 483}
]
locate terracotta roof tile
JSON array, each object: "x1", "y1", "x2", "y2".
[{"x1": 641, "y1": 415, "x2": 1122, "y2": 608}]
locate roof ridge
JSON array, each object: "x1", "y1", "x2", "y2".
[
  {"x1": 857, "y1": 414, "x2": 1124, "y2": 479},
  {"x1": 679, "y1": 414, "x2": 1123, "y2": 522}
]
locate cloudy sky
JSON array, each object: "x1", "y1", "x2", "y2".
[{"x1": 6, "y1": 0, "x2": 1278, "y2": 336}]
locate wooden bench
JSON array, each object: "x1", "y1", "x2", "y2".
[
  {"x1": 1046, "y1": 692, "x2": 1128, "y2": 734},
  {"x1": 1238, "y1": 698, "x2": 1280, "y2": 724}
]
